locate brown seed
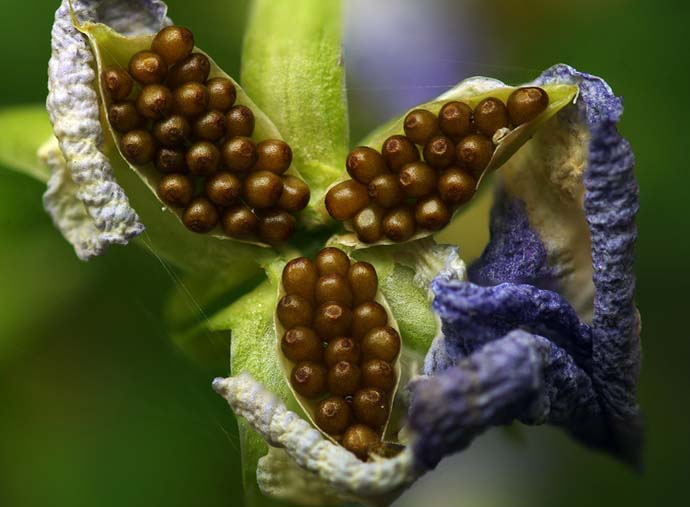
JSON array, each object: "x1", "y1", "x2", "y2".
[
  {"x1": 101, "y1": 66, "x2": 133, "y2": 100},
  {"x1": 438, "y1": 167, "x2": 476, "y2": 205},
  {"x1": 173, "y1": 82, "x2": 208, "y2": 117},
  {"x1": 182, "y1": 197, "x2": 219, "y2": 233},
  {"x1": 381, "y1": 135, "x2": 420, "y2": 172},
  {"x1": 153, "y1": 115, "x2": 191, "y2": 146},
  {"x1": 361, "y1": 326, "x2": 400, "y2": 362},
  {"x1": 352, "y1": 302, "x2": 388, "y2": 339},
  {"x1": 151, "y1": 26, "x2": 195, "y2": 66},
  {"x1": 154, "y1": 147, "x2": 187, "y2": 173},
  {"x1": 278, "y1": 176, "x2": 310, "y2": 212},
  {"x1": 167, "y1": 53, "x2": 211, "y2": 88},
  {"x1": 423, "y1": 135, "x2": 455, "y2": 169},
  {"x1": 439, "y1": 101, "x2": 473, "y2": 138},
  {"x1": 313, "y1": 302, "x2": 353, "y2": 339},
  {"x1": 474, "y1": 97, "x2": 509, "y2": 137},
  {"x1": 352, "y1": 388, "x2": 389, "y2": 429},
  {"x1": 348, "y1": 262, "x2": 378, "y2": 305},
  {"x1": 255, "y1": 139, "x2": 292, "y2": 174},
  {"x1": 157, "y1": 173, "x2": 193, "y2": 208},
  {"x1": 225, "y1": 105, "x2": 255, "y2": 137},
  {"x1": 128, "y1": 50, "x2": 167, "y2": 85},
  {"x1": 328, "y1": 361, "x2": 361, "y2": 396},
  {"x1": 382, "y1": 207, "x2": 416, "y2": 242},
  {"x1": 368, "y1": 174, "x2": 404, "y2": 208},
  {"x1": 221, "y1": 136, "x2": 257, "y2": 173},
  {"x1": 282, "y1": 257, "x2": 318, "y2": 302},
  {"x1": 342, "y1": 424, "x2": 379, "y2": 460},
  {"x1": 403, "y1": 109, "x2": 439, "y2": 145},
  {"x1": 221, "y1": 205, "x2": 259, "y2": 238},
  {"x1": 315, "y1": 397, "x2": 352, "y2": 436},
  {"x1": 415, "y1": 195, "x2": 451, "y2": 231},
  {"x1": 507, "y1": 86, "x2": 549, "y2": 126},
  {"x1": 290, "y1": 361, "x2": 327, "y2": 399},
  {"x1": 258, "y1": 209, "x2": 296, "y2": 245},
  {"x1": 206, "y1": 77, "x2": 237, "y2": 112},
  {"x1": 281, "y1": 326, "x2": 323, "y2": 363},
  {"x1": 243, "y1": 171, "x2": 284, "y2": 209},
  {"x1": 315, "y1": 273, "x2": 353, "y2": 306},
  {"x1": 186, "y1": 141, "x2": 220, "y2": 176},
  {"x1": 205, "y1": 171, "x2": 242, "y2": 207},
  {"x1": 361, "y1": 359, "x2": 396, "y2": 391},
  {"x1": 399, "y1": 162, "x2": 437, "y2": 198},
  {"x1": 352, "y1": 204, "x2": 384, "y2": 244},
  {"x1": 325, "y1": 337, "x2": 360, "y2": 367},
  {"x1": 315, "y1": 248, "x2": 350, "y2": 277},
  {"x1": 136, "y1": 84, "x2": 173, "y2": 119},
  {"x1": 456, "y1": 134, "x2": 494, "y2": 177},
  {"x1": 120, "y1": 130, "x2": 156, "y2": 164},
  {"x1": 277, "y1": 294, "x2": 313, "y2": 329},
  {"x1": 192, "y1": 110, "x2": 226, "y2": 141},
  {"x1": 108, "y1": 101, "x2": 141, "y2": 133},
  {"x1": 325, "y1": 180, "x2": 370, "y2": 221},
  {"x1": 346, "y1": 146, "x2": 387, "y2": 184}
]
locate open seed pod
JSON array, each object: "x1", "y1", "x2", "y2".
[
  {"x1": 323, "y1": 83, "x2": 578, "y2": 247},
  {"x1": 274, "y1": 247, "x2": 403, "y2": 460}
]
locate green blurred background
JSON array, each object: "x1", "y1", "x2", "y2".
[{"x1": 0, "y1": 0, "x2": 687, "y2": 506}]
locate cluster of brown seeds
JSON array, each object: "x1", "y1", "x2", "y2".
[
  {"x1": 325, "y1": 87, "x2": 549, "y2": 243},
  {"x1": 277, "y1": 248, "x2": 401, "y2": 460},
  {"x1": 101, "y1": 26, "x2": 310, "y2": 245}
]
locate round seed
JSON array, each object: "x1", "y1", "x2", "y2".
[
  {"x1": 423, "y1": 135, "x2": 455, "y2": 169},
  {"x1": 474, "y1": 97, "x2": 509, "y2": 137},
  {"x1": 182, "y1": 197, "x2": 219, "y2": 233},
  {"x1": 346, "y1": 146, "x2": 387, "y2": 184},
  {"x1": 348, "y1": 262, "x2": 378, "y2": 305},
  {"x1": 206, "y1": 77, "x2": 237, "y2": 112},
  {"x1": 205, "y1": 171, "x2": 242, "y2": 207},
  {"x1": 222, "y1": 205, "x2": 258, "y2": 238},
  {"x1": 382, "y1": 207, "x2": 416, "y2": 242},
  {"x1": 456, "y1": 134, "x2": 494, "y2": 177},
  {"x1": 281, "y1": 326, "x2": 323, "y2": 363},
  {"x1": 258, "y1": 209, "x2": 296, "y2": 245},
  {"x1": 438, "y1": 167, "x2": 476, "y2": 205},
  {"x1": 290, "y1": 361, "x2": 327, "y2": 399},
  {"x1": 157, "y1": 173, "x2": 193, "y2": 207},
  {"x1": 352, "y1": 302, "x2": 388, "y2": 339},
  {"x1": 278, "y1": 176, "x2": 310, "y2": 212},
  {"x1": 277, "y1": 294, "x2": 313, "y2": 329},
  {"x1": 255, "y1": 139, "x2": 292, "y2": 174},
  {"x1": 128, "y1": 50, "x2": 167, "y2": 84},
  {"x1": 313, "y1": 302, "x2": 353, "y2": 339},
  {"x1": 120, "y1": 130, "x2": 155, "y2": 164},
  {"x1": 167, "y1": 53, "x2": 210, "y2": 88},
  {"x1": 193, "y1": 110, "x2": 226, "y2": 141},
  {"x1": 439, "y1": 101, "x2": 473, "y2": 138},
  {"x1": 361, "y1": 359, "x2": 396, "y2": 391},
  {"x1": 399, "y1": 162, "x2": 437, "y2": 198},
  {"x1": 315, "y1": 397, "x2": 352, "y2": 436},
  {"x1": 507, "y1": 87, "x2": 549, "y2": 126},
  {"x1": 154, "y1": 147, "x2": 187, "y2": 173},
  {"x1": 343, "y1": 424, "x2": 379, "y2": 460},
  {"x1": 325, "y1": 180, "x2": 370, "y2": 221},
  {"x1": 243, "y1": 171, "x2": 284, "y2": 209},
  {"x1": 403, "y1": 109, "x2": 439, "y2": 145},
  {"x1": 221, "y1": 136, "x2": 257, "y2": 173},
  {"x1": 352, "y1": 388, "x2": 389, "y2": 429},
  {"x1": 225, "y1": 105, "x2": 255, "y2": 137},
  {"x1": 415, "y1": 195, "x2": 451, "y2": 231},
  {"x1": 352, "y1": 204, "x2": 384, "y2": 244},
  {"x1": 101, "y1": 66, "x2": 133, "y2": 100},
  {"x1": 381, "y1": 135, "x2": 419, "y2": 172},
  {"x1": 315, "y1": 248, "x2": 350, "y2": 277},
  {"x1": 328, "y1": 361, "x2": 361, "y2": 396},
  {"x1": 153, "y1": 115, "x2": 191, "y2": 147},
  {"x1": 282, "y1": 257, "x2": 318, "y2": 302},
  {"x1": 173, "y1": 82, "x2": 208, "y2": 117},
  {"x1": 315, "y1": 273, "x2": 353, "y2": 306},
  {"x1": 186, "y1": 141, "x2": 220, "y2": 176},
  {"x1": 368, "y1": 174, "x2": 403, "y2": 208},
  {"x1": 325, "y1": 337, "x2": 360, "y2": 367},
  {"x1": 108, "y1": 101, "x2": 141, "y2": 133},
  {"x1": 361, "y1": 326, "x2": 400, "y2": 362},
  {"x1": 136, "y1": 84, "x2": 173, "y2": 119},
  {"x1": 151, "y1": 26, "x2": 194, "y2": 66}
]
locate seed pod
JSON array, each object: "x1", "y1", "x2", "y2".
[
  {"x1": 423, "y1": 135, "x2": 455, "y2": 169},
  {"x1": 129, "y1": 50, "x2": 167, "y2": 84},
  {"x1": 438, "y1": 167, "x2": 476, "y2": 205},
  {"x1": 222, "y1": 205, "x2": 258, "y2": 239},
  {"x1": 206, "y1": 77, "x2": 237, "y2": 111},
  {"x1": 136, "y1": 84, "x2": 173, "y2": 119},
  {"x1": 361, "y1": 359, "x2": 396, "y2": 391},
  {"x1": 157, "y1": 173, "x2": 193, "y2": 208},
  {"x1": 290, "y1": 361, "x2": 327, "y2": 399},
  {"x1": 507, "y1": 87, "x2": 549, "y2": 126},
  {"x1": 173, "y1": 82, "x2": 208, "y2": 117},
  {"x1": 474, "y1": 97, "x2": 509, "y2": 137},
  {"x1": 348, "y1": 262, "x2": 378, "y2": 305},
  {"x1": 399, "y1": 162, "x2": 437, "y2": 198},
  {"x1": 277, "y1": 294, "x2": 313, "y2": 329},
  {"x1": 381, "y1": 135, "x2": 419, "y2": 172},
  {"x1": 186, "y1": 141, "x2": 220, "y2": 176},
  {"x1": 438, "y1": 101, "x2": 473, "y2": 138},
  {"x1": 315, "y1": 247, "x2": 350, "y2": 277},
  {"x1": 282, "y1": 257, "x2": 318, "y2": 302},
  {"x1": 278, "y1": 176, "x2": 310, "y2": 212},
  {"x1": 353, "y1": 388, "x2": 389, "y2": 428},
  {"x1": 258, "y1": 209, "x2": 296, "y2": 245},
  {"x1": 153, "y1": 115, "x2": 191, "y2": 147},
  {"x1": 108, "y1": 102, "x2": 141, "y2": 133},
  {"x1": 415, "y1": 195, "x2": 451, "y2": 231},
  {"x1": 313, "y1": 302, "x2": 352, "y2": 339},
  {"x1": 193, "y1": 110, "x2": 227, "y2": 141},
  {"x1": 182, "y1": 197, "x2": 219, "y2": 233},
  {"x1": 244, "y1": 171, "x2": 284, "y2": 209},
  {"x1": 361, "y1": 326, "x2": 400, "y2": 362},
  {"x1": 225, "y1": 105, "x2": 255, "y2": 137},
  {"x1": 352, "y1": 204, "x2": 384, "y2": 244},
  {"x1": 205, "y1": 171, "x2": 242, "y2": 207},
  {"x1": 315, "y1": 273, "x2": 353, "y2": 306},
  {"x1": 328, "y1": 361, "x2": 361, "y2": 396},
  {"x1": 101, "y1": 66, "x2": 133, "y2": 100},
  {"x1": 151, "y1": 26, "x2": 194, "y2": 66},
  {"x1": 382, "y1": 206, "x2": 416, "y2": 242},
  {"x1": 352, "y1": 301, "x2": 388, "y2": 339},
  {"x1": 281, "y1": 327, "x2": 323, "y2": 363},
  {"x1": 155, "y1": 147, "x2": 187, "y2": 174},
  {"x1": 403, "y1": 109, "x2": 439, "y2": 145},
  {"x1": 346, "y1": 147, "x2": 387, "y2": 184},
  {"x1": 221, "y1": 136, "x2": 257, "y2": 173},
  {"x1": 325, "y1": 180, "x2": 370, "y2": 221},
  {"x1": 120, "y1": 130, "x2": 156, "y2": 164},
  {"x1": 368, "y1": 174, "x2": 404, "y2": 208},
  {"x1": 342, "y1": 424, "x2": 379, "y2": 460},
  {"x1": 315, "y1": 397, "x2": 352, "y2": 436},
  {"x1": 325, "y1": 337, "x2": 360, "y2": 367},
  {"x1": 167, "y1": 53, "x2": 210, "y2": 88},
  {"x1": 456, "y1": 134, "x2": 494, "y2": 177},
  {"x1": 255, "y1": 139, "x2": 292, "y2": 174}
]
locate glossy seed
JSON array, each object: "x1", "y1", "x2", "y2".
[
  {"x1": 152, "y1": 115, "x2": 191, "y2": 147},
  {"x1": 361, "y1": 326, "x2": 400, "y2": 362},
  {"x1": 352, "y1": 302, "x2": 388, "y2": 339},
  {"x1": 128, "y1": 50, "x2": 167, "y2": 85},
  {"x1": 315, "y1": 397, "x2": 352, "y2": 436},
  {"x1": 438, "y1": 101, "x2": 473, "y2": 138},
  {"x1": 282, "y1": 257, "x2": 318, "y2": 302},
  {"x1": 474, "y1": 97, "x2": 509, "y2": 137},
  {"x1": 315, "y1": 273, "x2": 353, "y2": 306},
  {"x1": 290, "y1": 361, "x2": 327, "y2": 399},
  {"x1": 278, "y1": 175, "x2": 310, "y2": 212},
  {"x1": 403, "y1": 108, "x2": 439, "y2": 145},
  {"x1": 361, "y1": 359, "x2": 396, "y2": 391},
  {"x1": 182, "y1": 197, "x2": 219, "y2": 233},
  {"x1": 352, "y1": 388, "x2": 389, "y2": 429},
  {"x1": 258, "y1": 209, "x2": 296, "y2": 245},
  {"x1": 507, "y1": 87, "x2": 549, "y2": 126},
  {"x1": 382, "y1": 206, "x2": 416, "y2": 242},
  {"x1": 221, "y1": 136, "x2": 257, "y2": 173},
  {"x1": 221, "y1": 205, "x2": 258, "y2": 238},
  {"x1": 243, "y1": 171, "x2": 284, "y2": 209},
  {"x1": 206, "y1": 77, "x2": 237, "y2": 112},
  {"x1": 108, "y1": 102, "x2": 141, "y2": 133},
  {"x1": 120, "y1": 130, "x2": 156, "y2": 164},
  {"x1": 313, "y1": 302, "x2": 353, "y2": 339},
  {"x1": 136, "y1": 84, "x2": 173, "y2": 119},
  {"x1": 152, "y1": 26, "x2": 194, "y2": 66},
  {"x1": 154, "y1": 147, "x2": 187, "y2": 173},
  {"x1": 277, "y1": 294, "x2": 313, "y2": 329},
  {"x1": 186, "y1": 141, "x2": 220, "y2": 176},
  {"x1": 328, "y1": 361, "x2": 361, "y2": 396},
  {"x1": 281, "y1": 326, "x2": 323, "y2": 363},
  {"x1": 315, "y1": 248, "x2": 350, "y2": 277},
  {"x1": 167, "y1": 53, "x2": 210, "y2": 88},
  {"x1": 157, "y1": 173, "x2": 194, "y2": 207},
  {"x1": 343, "y1": 424, "x2": 379, "y2": 460},
  {"x1": 225, "y1": 105, "x2": 255, "y2": 138},
  {"x1": 255, "y1": 139, "x2": 292, "y2": 174},
  {"x1": 193, "y1": 110, "x2": 226, "y2": 141},
  {"x1": 415, "y1": 195, "x2": 451, "y2": 231},
  {"x1": 101, "y1": 66, "x2": 133, "y2": 100},
  {"x1": 398, "y1": 162, "x2": 437, "y2": 198},
  {"x1": 381, "y1": 135, "x2": 420, "y2": 172},
  {"x1": 456, "y1": 134, "x2": 494, "y2": 177},
  {"x1": 172, "y1": 82, "x2": 208, "y2": 117},
  {"x1": 325, "y1": 180, "x2": 370, "y2": 221},
  {"x1": 348, "y1": 262, "x2": 378, "y2": 305},
  {"x1": 346, "y1": 146, "x2": 387, "y2": 184},
  {"x1": 352, "y1": 204, "x2": 384, "y2": 243},
  {"x1": 205, "y1": 171, "x2": 242, "y2": 207},
  {"x1": 325, "y1": 337, "x2": 360, "y2": 367},
  {"x1": 438, "y1": 167, "x2": 476, "y2": 205},
  {"x1": 423, "y1": 135, "x2": 455, "y2": 169},
  {"x1": 367, "y1": 174, "x2": 404, "y2": 208}
]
